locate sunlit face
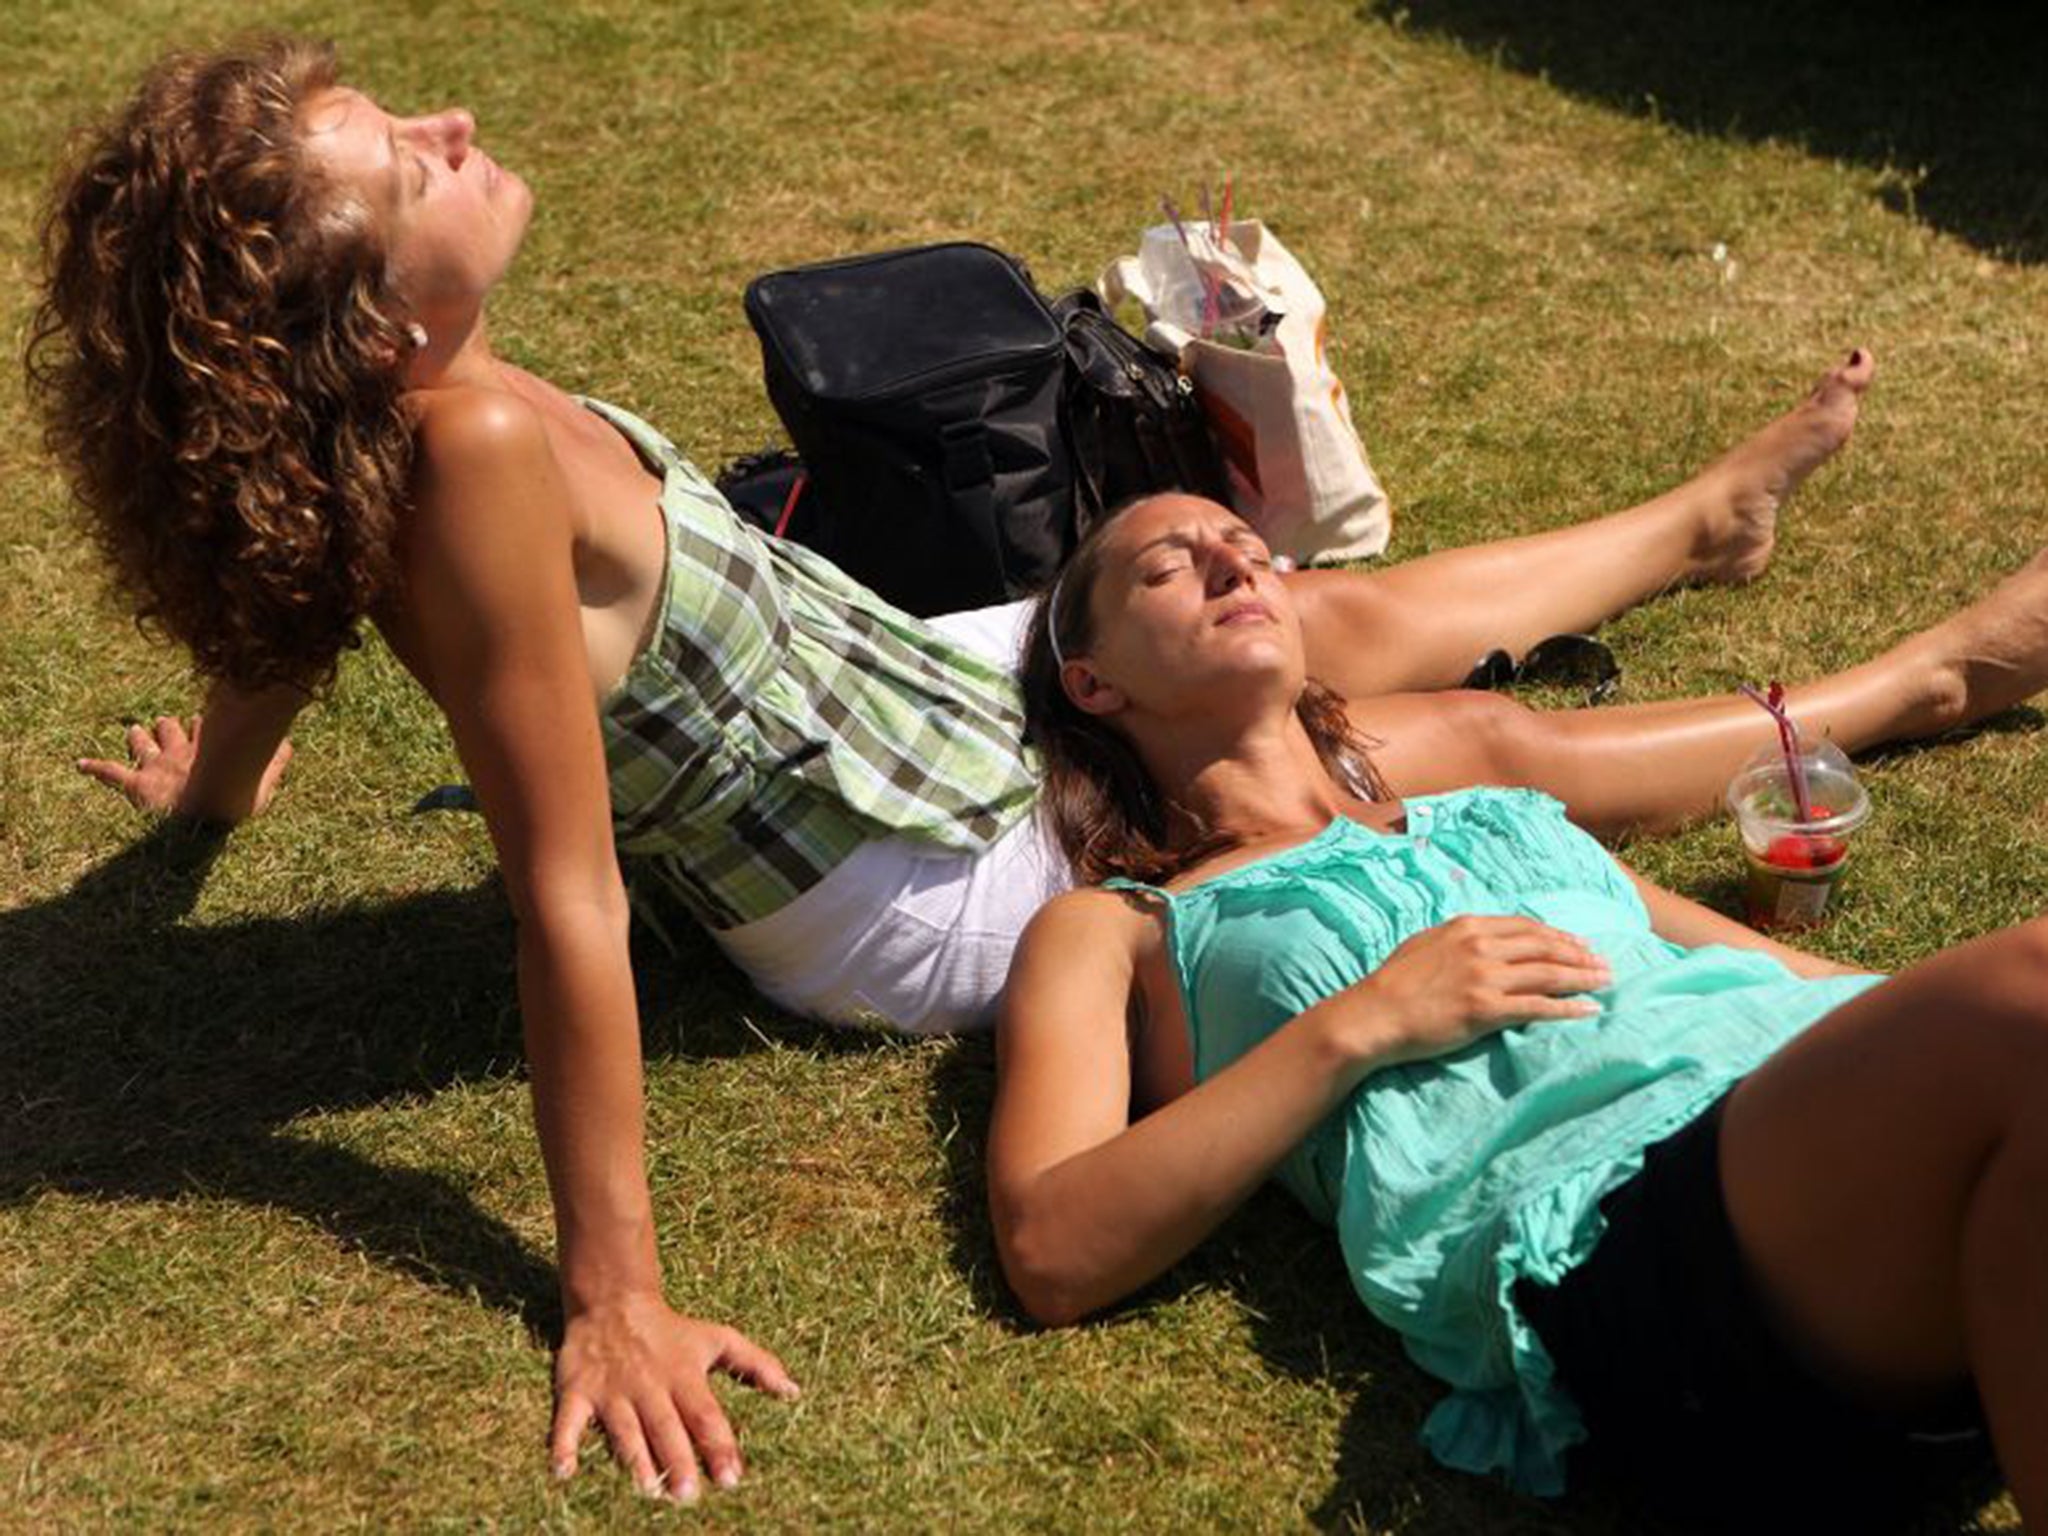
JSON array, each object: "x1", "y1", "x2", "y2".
[
  {"x1": 1067, "y1": 494, "x2": 1303, "y2": 718},
  {"x1": 298, "y1": 87, "x2": 532, "y2": 329}
]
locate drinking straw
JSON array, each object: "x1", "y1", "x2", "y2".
[
  {"x1": 1738, "y1": 681, "x2": 1814, "y2": 820},
  {"x1": 1218, "y1": 175, "x2": 1235, "y2": 253},
  {"x1": 1160, "y1": 194, "x2": 1192, "y2": 257},
  {"x1": 1161, "y1": 194, "x2": 1222, "y2": 336}
]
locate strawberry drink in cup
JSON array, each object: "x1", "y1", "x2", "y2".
[{"x1": 1726, "y1": 739, "x2": 1871, "y2": 929}]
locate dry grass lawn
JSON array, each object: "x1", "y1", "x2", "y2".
[{"x1": 3, "y1": 1, "x2": 2045, "y2": 1529}]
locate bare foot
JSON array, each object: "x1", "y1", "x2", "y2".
[
  {"x1": 1691, "y1": 348, "x2": 1876, "y2": 586},
  {"x1": 1904, "y1": 547, "x2": 2048, "y2": 735}
]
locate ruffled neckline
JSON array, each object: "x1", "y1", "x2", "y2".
[{"x1": 1156, "y1": 788, "x2": 1549, "y2": 900}]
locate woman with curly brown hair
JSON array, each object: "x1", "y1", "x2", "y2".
[
  {"x1": 33, "y1": 36, "x2": 2048, "y2": 1507},
  {"x1": 32, "y1": 40, "x2": 813, "y2": 1505}
]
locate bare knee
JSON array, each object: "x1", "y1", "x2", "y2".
[
  {"x1": 1291, "y1": 570, "x2": 1405, "y2": 693},
  {"x1": 1437, "y1": 690, "x2": 1549, "y2": 787},
  {"x1": 1994, "y1": 920, "x2": 2048, "y2": 1038},
  {"x1": 1966, "y1": 918, "x2": 2048, "y2": 1025},
  {"x1": 1936, "y1": 919, "x2": 2048, "y2": 1103}
]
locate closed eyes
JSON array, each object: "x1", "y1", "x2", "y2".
[
  {"x1": 1224, "y1": 531, "x2": 1274, "y2": 565},
  {"x1": 1133, "y1": 525, "x2": 1273, "y2": 585},
  {"x1": 1143, "y1": 548, "x2": 1273, "y2": 585},
  {"x1": 386, "y1": 125, "x2": 432, "y2": 203}
]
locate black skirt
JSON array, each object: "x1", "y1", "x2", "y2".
[{"x1": 1513, "y1": 1093, "x2": 1999, "y2": 1533}]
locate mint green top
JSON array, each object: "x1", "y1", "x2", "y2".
[{"x1": 1117, "y1": 787, "x2": 1883, "y2": 1495}]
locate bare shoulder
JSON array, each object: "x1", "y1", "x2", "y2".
[
  {"x1": 1019, "y1": 886, "x2": 1159, "y2": 955},
  {"x1": 399, "y1": 385, "x2": 574, "y2": 560},
  {"x1": 1006, "y1": 885, "x2": 1165, "y2": 1021},
  {"x1": 412, "y1": 383, "x2": 550, "y2": 466}
]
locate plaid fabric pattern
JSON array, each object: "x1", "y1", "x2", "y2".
[{"x1": 586, "y1": 398, "x2": 1038, "y2": 929}]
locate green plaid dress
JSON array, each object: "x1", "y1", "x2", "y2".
[{"x1": 587, "y1": 398, "x2": 1038, "y2": 930}]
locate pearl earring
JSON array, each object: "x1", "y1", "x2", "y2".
[{"x1": 407, "y1": 322, "x2": 429, "y2": 350}]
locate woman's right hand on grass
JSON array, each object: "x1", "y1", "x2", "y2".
[
  {"x1": 1351, "y1": 915, "x2": 1610, "y2": 1066},
  {"x1": 76, "y1": 714, "x2": 293, "y2": 820}
]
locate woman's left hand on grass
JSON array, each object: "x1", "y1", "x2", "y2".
[
  {"x1": 551, "y1": 1294, "x2": 799, "y2": 1503},
  {"x1": 76, "y1": 712, "x2": 294, "y2": 819}
]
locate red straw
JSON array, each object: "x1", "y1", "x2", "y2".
[{"x1": 1738, "y1": 682, "x2": 1814, "y2": 820}]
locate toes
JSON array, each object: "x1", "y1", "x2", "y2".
[{"x1": 1829, "y1": 347, "x2": 1876, "y2": 394}]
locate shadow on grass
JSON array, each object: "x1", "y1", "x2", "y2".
[
  {"x1": 1854, "y1": 703, "x2": 2045, "y2": 767},
  {"x1": 921, "y1": 1019, "x2": 2006, "y2": 1535},
  {"x1": 0, "y1": 824, "x2": 874, "y2": 1341},
  {"x1": 1378, "y1": 0, "x2": 2048, "y2": 264},
  {"x1": 922, "y1": 1036, "x2": 1630, "y2": 1532},
  {"x1": 922, "y1": 1035, "x2": 1011, "y2": 1321}
]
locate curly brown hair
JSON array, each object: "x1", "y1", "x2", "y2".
[
  {"x1": 26, "y1": 37, "x2": 415, "y2": 693},
  {"x1": 1019, "y1": 500, "x2": 1389, "y2": 887}
]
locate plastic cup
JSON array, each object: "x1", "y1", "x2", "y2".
[{"x1": 1724, "y1": 740, "x2": 1871, "y2": 929}]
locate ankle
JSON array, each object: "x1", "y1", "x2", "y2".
[{"x1": 1911, "y1": 653, "x2": 1973, "y2": 736}]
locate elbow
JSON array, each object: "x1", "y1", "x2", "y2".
[
  {"x1": 1004, "y1": 1258, "x2": 1091, "y2": 1330},
  {"x1": 995, "y1": 1210, "x2": 1098, "y2": 1328},
  {"x1": 508, "y1": 873, "x2": 633, "y2": 940}
]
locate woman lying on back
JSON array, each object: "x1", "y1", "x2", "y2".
[{"x1": 989, "y1": 493, "x2": 2047, "y2": 1527}]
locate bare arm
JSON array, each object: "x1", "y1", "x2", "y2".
[
  {"x1": 403, "y1": 393, "x2": 792, "y2": 1501},
  {"x1": 1621, "y1": 864, "x2": 1861, "y2": 979},
  {"x1": 406, "y1": 395, "x2": 649, "y2": 1297},
  {"x1": 989, "y1": 896, "x2": 1609, "y2": 1325}
]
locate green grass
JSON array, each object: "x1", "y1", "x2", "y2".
[{"x1": 4, "y1": 1, "x2": 2044, "y2": 1529}]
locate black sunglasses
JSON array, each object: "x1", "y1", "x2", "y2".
[{"x1": 1464, "y1": 633, "x2": 1621, "y2": 706}]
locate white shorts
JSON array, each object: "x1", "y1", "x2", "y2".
[{"x1": 709, "y1": 599, "x2": 1073, "y2": 1035}]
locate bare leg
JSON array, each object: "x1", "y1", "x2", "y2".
[
  {"x1": 1292, "y1": 350, "x2": 1874, "y2": 695},
  {"x1": 1358, "y1": 549, "x2": 2048, "y2": 837},
  {"x1": 1712, "y1": 919, "x2": 2048, "y2": 1516}
]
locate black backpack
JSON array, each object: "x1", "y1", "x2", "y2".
[
  {"x1": 744, "y1": 242, "x2": 1073, "y2": 616},
  {"x1": 739, "y1": 243, "x2": 1230, "y2": 615}
]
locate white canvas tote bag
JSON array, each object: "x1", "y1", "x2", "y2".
[{"x1": 1101, "y1": 219, "x2": 1390, "y2": 564}]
